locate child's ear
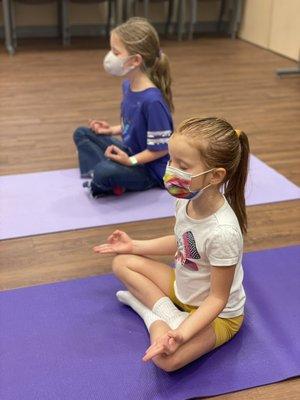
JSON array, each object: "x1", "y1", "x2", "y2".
[
  {"x1": 134, "y1": 54, "x2": 143, "y2": 67},
  {"x1": 211, "y1": 168, "x2": 226, "y2": 185}
]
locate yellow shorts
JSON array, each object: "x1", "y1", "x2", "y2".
[{"x1": 169, "y1": 270, "x2": 244, "y2": 348}]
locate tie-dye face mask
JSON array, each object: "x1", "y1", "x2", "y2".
[{"x1": 163, "y1": 163, "x2": 214, "y2": 200}]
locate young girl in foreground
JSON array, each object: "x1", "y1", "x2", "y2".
[
  {"x1": 73, "y1": 17, "x2": 173, "y2": 197},
  {"x1": 94, "y1": 117, "x2": 250, "y2": 371}
]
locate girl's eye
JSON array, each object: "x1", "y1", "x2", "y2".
[{"x1": 179, "y1": 165, "x2": 188, "y2": 171}]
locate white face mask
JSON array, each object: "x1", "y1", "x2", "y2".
[{"x1": 103, "y1": 51, "x2": 134, "y2": 77}]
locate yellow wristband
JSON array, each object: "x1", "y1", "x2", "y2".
[{"x1": 129, "y1": 156, "x2": 138, "y2": 166}]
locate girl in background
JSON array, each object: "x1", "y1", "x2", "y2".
[{"x1": 73, "y1": 18, "x2": 173, "y2": 197}]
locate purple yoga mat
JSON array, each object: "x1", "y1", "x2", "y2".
[
  {"x1": 1, "y1": 155, "x2": 299, "y2": 240},
  {"x1": 1, "y1": 246, "x2": 299, "y2": 400}
]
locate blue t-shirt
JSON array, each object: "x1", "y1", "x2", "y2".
[{"x1": 121, "y1": 80, "x2": 173, "y2": 185}]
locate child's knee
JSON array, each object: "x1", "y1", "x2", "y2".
[
  {"x1": 112, "y1": 254, "x2": 131, "y2": 276},
  {"x1": 112, "y1": 254, "x2": 141, "y2": 277},
  {"x1": 73, "y1": 126, "x2": 90, "y2": 145},
  {"x1": 153, "y1": 355, "x2": 180, "y2": 372}
]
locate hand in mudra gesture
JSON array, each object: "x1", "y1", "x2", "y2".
[
  {"x1": 143, "y1": 330, "x2": 184, "y2": 362},
  {"x1": 93, "y1": 230, "x2": 133, "y2": 254}
]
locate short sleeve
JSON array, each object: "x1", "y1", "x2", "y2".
[
  {"x1": 144, "y1": 101, "x2": 173, "y2": 151},
  {"x1": 175, "y1": 198, "x2": 186, "y2": 215},
  {"x1": 206, "y1": 226, "x2": 243, "y2": 267}
]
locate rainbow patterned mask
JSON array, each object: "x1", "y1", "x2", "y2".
[{"x1": 163, "y1": 163, "x2": 213, "y2": 200}]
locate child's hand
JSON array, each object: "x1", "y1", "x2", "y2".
[
  {"x1": 89, "y1": 119, "x2": 112, "y2": 134},
  {"x1": 93, "y1": 230, "x2": 133, "y2": 255},
  {"x1": 105, "y1": 145, "x2": 131, "y2": 166},
  {"x1": 142, "y1": 330, "x2": 184, "y2": 362}
]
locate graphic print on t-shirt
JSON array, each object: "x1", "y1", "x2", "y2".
[
  {"x1": 176, "y1": 231, "x2": 201, "y2": 271},
  {"x1": 121, "y1": 117, "x2": 130, "y2": 137}
]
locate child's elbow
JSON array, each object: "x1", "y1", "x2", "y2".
[{"x1": 210, "y1": 294, "x2": 229, "y2": 312}]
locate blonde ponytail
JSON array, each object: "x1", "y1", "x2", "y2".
[
  {"x1": 224, "y1": 131, "x2": 250, "y2": 234},
  {"x1": 149, "y1": 52, "x2": 174, "y2": 112}
]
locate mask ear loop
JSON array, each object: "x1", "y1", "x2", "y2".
[
  {"x1": 191, "y1": 168, "x2": 215, "y2": 179},
  {"x1": 127, "y1": 53, "x2": 143, "y2": 72},
  {"x1": 187, "y1": 181, "x2": 212, "y2": 194},
  {"x1": 122, "y1": 54, "x2": 135, "y2": 68},
  {"x1": 188, "y1": 168, "x2": 215, "y2": 193}
]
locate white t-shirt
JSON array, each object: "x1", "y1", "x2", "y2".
[{"x1": 174, "y1": 197, "x2": 246, "y2": 318}]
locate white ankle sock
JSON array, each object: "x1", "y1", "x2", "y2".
[
  {"x1": 116, "y1": 291, "x2": 162, "y2": 331},
  {"x1": 152, "y1": 296, "x2": 189, "y2": 329}
]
